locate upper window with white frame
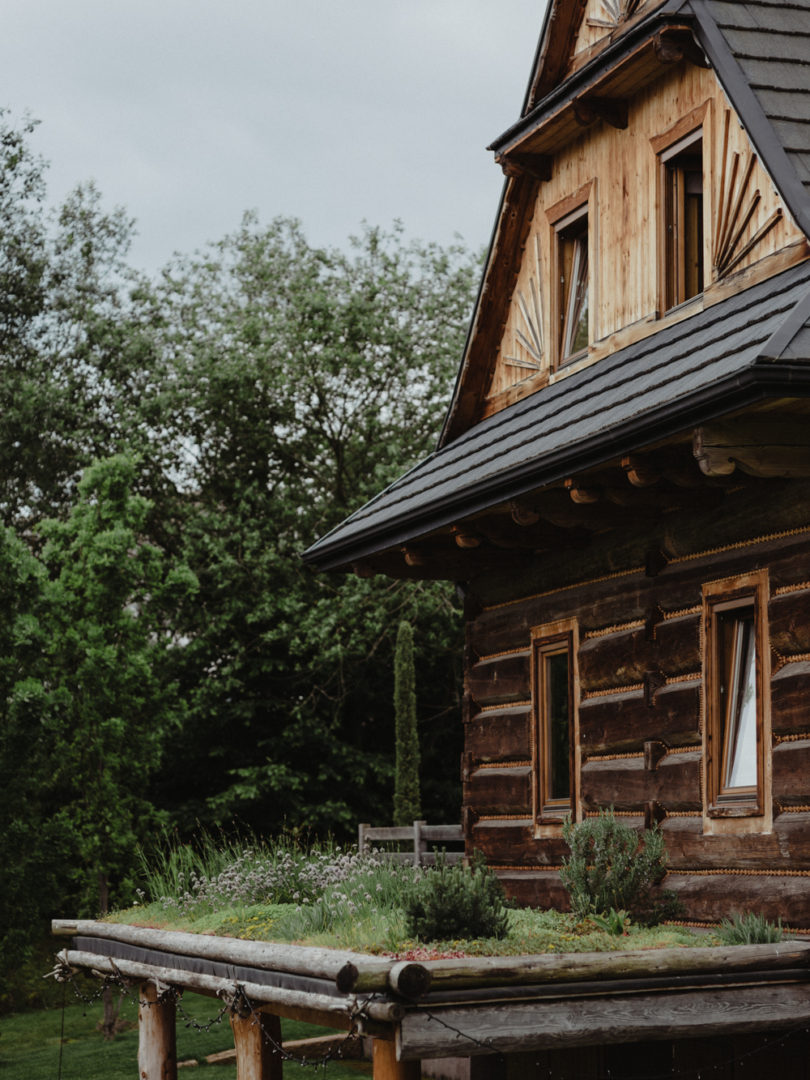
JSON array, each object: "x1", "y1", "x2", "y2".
[{"x1": 556, "y1": 206, "x2": 590, "y2": 364}]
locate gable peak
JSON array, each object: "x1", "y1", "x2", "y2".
[{"x1": 526, "y1": 0, "x2": 668, "y2": 111}]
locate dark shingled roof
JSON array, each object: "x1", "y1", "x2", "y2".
[
  {"x1": 304, "y1": 262, "x2": 810, "y2": 569},
  {"x1": 696, "y1": 0, "x2": 810, "y2": 234}
]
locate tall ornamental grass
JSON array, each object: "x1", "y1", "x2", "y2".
[
  {"x1": 138, "y1": 830, "x2": 380, "y2": 915},
  {"x1": 136, "y1": 830, "x2": 422, "y2": 945}
]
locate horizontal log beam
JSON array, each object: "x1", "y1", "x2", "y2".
[
  {"x1": 59, "y1": 949, "x2": 369, "y2": 1029},
  {"x1": 467, "y1": 653, "x2": 531, "y2": 708},
  {"x1": 466, "y1": 705, "x2": 531, "y2": 763},
  {"x1": 581, "y1": 752, "x2": 701, "y2": 813},
  {"x1": 665, "y1": 872, "x2": 810, "y2": 928},
  {"x1": 773, "y1": 739, "x2": 810, "y2": 806},
  {"x1": 663, "y1": 814, "x2": 810, "y2": 870},
  {"x1": 52, "y1": 920, "x2": 384, "y2": 993},
  {"x1": 471, "y1": 497, "x2": 810, "y2": 638},
  {"x1": 771, "y1": 660, "x2": 810, "y2": 736},
  {"x1": 419, "y1": 942, "x2": 810, "y2": 991},
  {"x1": 495, "y1": 869, "x2": 569, "y2": 910},
  {"x1": 578, "y1": 615, "x2": 699, "y2": 692},
  {"x1": 467, "y1": 766, "x2": 532, "y2": 816},
  {"x1": 770, "y1": 590, "x2": 810, "y2": 656},
  {"x1": 694, "y1": 419, "x2": 810, "y2": 479},
  {"x1": 579, "y1": 682, "x2": 700, "y2": 755},
  {"x1": 398, "y1": 983, "x2": 810, "y2": 1058},
  {"x1": 472, "y1": 820, "x2": 568, "y2": 867}
]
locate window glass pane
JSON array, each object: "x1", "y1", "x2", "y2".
[
  {"x1": 545, "y1": 650, "x2": 570, "y2": 801},
  {"x1": 722, "y1": 614, "x2": 757, "y2": 790},
  {"x1": 559, "y1": 217, "x2": 589, "y2": 360},
  {"x1": 565, "y1": 238, "x2": 589, "y2": 356}
]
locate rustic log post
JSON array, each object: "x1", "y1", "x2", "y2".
[
  {"x1": 138, "y1": 981, "x2": 177, "y2": 1080},
  {"x1": 358, "y1": 823, "x2": 369, "y2": 854},
  {"x1": 373, "y1": 1038, "x2": 420, "y2": 1080},
  {"x1": 230, "y1": 1009, "x2": 283, "y2": 1080}
]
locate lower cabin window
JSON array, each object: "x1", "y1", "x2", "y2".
[
  {"x1": 717, "y1": 605, "x2": 757, "y2": 794},
  {"x1": 532, "y1": 620, "x2": 578, "y2": 822},
  {"x1": 703, "y1": 573, "x2": 768, "y2": 817}
]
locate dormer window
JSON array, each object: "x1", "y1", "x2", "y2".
[
  {"x1": 661, "y1": 130, "x2": 704, "y2": 310},
  {"x1": 547, "y1": 181, "x2": 595, "y2": 370},
  {"x1": 558, "y1": 209, "x2": 590, "y2": 362}
]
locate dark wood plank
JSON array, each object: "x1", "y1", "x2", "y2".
[
  {"x1": 466, "y1": 705, "x2": 531, "y2": 763},
  {"x1": 398, "y1": 984, "x2": 810, "y2": 1058},
  {"x1": 581, "y1": 752, "x2": 701, "y2": 813},
  {"x1": 578, "y1": 615, "x2": 699, "y2": 691},
  {"x1": 471, "y1": 487, "x2": 810, "y2": 612},
  {"x1": 771, "y1": 660, "x2": 810, "y2": 736},
  {"x1": 773, "y1": 738, "x2": 810, "y2": 807},
  {"x1": 665, "y1": 871, "x2": 810, "y2": 927},
  {"x1": 467, "y1": 766, "x2": 532, "y2": 816},
  {"x1": 467, "y1": 653, "x2": 531, "y2": 708},
  {"x1": 472, "y1": 819, "x2": 569, "y2": 867},
  {"x1": 494, "y1": 869, "x2": 569, "y2": 910},
  {"x1": 661, "y1": 817, "x2": 795, "y2": 869},
  {"x1": 579, "y1": 682, "x2": 700, "y2": 755},
  {"x1": 770, "y1": 588, "x2": 810, "y2": 656}
]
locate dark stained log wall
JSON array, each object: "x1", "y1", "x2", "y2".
[
  {"x1": 579, "y1": 681, "x2": 701, "y2": 754},
  {"x1": 462, "y1": 508, "x2": 810, "y2": 926},
  {"x1": 771, "y1": 661, "x2": 810, "y2": 736}
]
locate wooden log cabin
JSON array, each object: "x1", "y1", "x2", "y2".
[{"x1": 304, "y1": 0, "x2": 810, "y2": 930}]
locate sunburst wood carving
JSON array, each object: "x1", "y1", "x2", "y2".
[
  {"x1": 713, "y1": 109, "x2": 782, "y2": 278},
  {"x1": 504, "y1": 235, "x2": 544, "y2": 374},
  {"x1": 587, "y1": 0, "x2": 644, "y2": 30}
]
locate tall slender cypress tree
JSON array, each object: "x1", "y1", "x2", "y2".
[{"x1": 393, "y1": 619, "x2": 421, "y2": 825}]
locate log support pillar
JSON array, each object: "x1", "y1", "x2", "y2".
[
  {"x1": 230, "y1": 1009, "x2": 283, "y2": 1080},
  {"x1": 138, "y1": 981, "x2": 177, "y2": 1080},
  {"x1": 373, "y1": 1038, "x2": 420, "y2": 1080}
]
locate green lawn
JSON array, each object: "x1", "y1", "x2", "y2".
[{"x1": 0, "y1": 990, "x2": 371, "y2": 1080}]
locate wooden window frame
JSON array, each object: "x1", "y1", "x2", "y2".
[
  {"x1": 702, "y1": 571, "x2": 770, "y2": 821},
  {"x1": 652, "y1": 102, "x2": 709, "y2": 315},
  {"x1": 547, "y1": 182, "x2": 595, "y2": 370},
  {"x1": 531, "y1": 618, "x2": 580, "y2": 826}
]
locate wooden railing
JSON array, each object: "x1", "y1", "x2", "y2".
[{"x1": 357, "y1": 820, "x2": 464, "y2": 867}]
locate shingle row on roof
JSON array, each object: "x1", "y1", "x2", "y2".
[{"x1": 706, "y1": 0, "x2": 810, "y2": 196}]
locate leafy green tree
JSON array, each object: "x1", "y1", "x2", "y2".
[
  {"x1": 37, "y1": 454, "x2": 198, "y2": 915},
  {"x1": 0, "y1": 527, "x2": 58, "y2": 977},
  {"x1": 0, "y1": 110, "x2": 152, "y2": 531},
  {"x1": 146, "y1": 217, "x2": 476, "y2": 835},
  {"x1": 393, "y1": 620, "x2": 421, "y2": 825}
]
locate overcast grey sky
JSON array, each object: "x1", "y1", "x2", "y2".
[{"x1": 5, "y1": 1, "x2": 545, "y2": 274}]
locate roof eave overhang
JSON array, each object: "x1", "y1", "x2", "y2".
[
  {"x1": 488, "y1": 15, "x2": 706, "y2": 167},
  {"x1": 303, "y1": 361, "x2": 810, "y2": 572}
]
